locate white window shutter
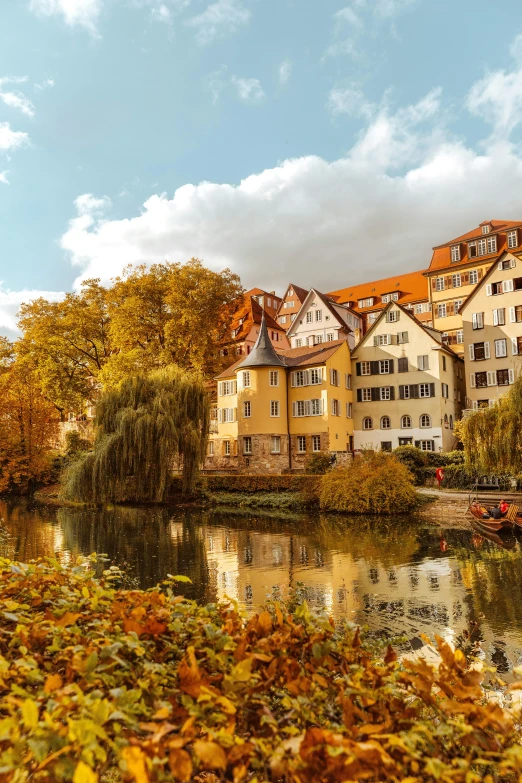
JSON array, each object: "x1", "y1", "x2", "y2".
[
  {"x1": 486, "y1": 284, "x2": 492, "y2": 296},
  {"x1": 470, "y1": 374, "x2": 476, "y2": 388},
  {"x1": 329, "y1": 368, "x2": 334, "y2": 385},
  {"x1": 498, "y1": 260, "x2": 503, "y2": 270},
  {"x1": 218, "y1": 382, "x2": 223, "y2": 396},
  {"x1": 484, "y1": 342, "x2": 490, "y2": 359},
  {"x1": 472, "y1": 401, "x2": 478, "y2": 410},
  {"x1": 503, "y1": 279, "x2": 514, "y2": 293},
  {"x1": 487, "y1": 371, "x2": 496, "y2": 386},
  {"x1": 217, "y1": 408, "x2": 222, "y2": 423},
  {"x1": 469, "y1": 344, "x2": 475, "y2": 361},
  {"x1": 512, "y1": 337, "x2": 519, "y2": 355},
  {"x1": 510, "y1": 307, "x2": 516, "y2": 323},
  {"x1": 305, "y1": 400, "x2": 311, "y2": 416},
  {"x1": 396, "y1": 310, "x2": 400, "y2": 320},
  {"x1": 493, "y1": 309, "x2": 498, "y2": 326},
  {"x1": 373, "y1": 336, "x2": 378, "y2": 346},
  {"x1": 509, "y1": 369, "x2": 515, "y2": 384},
  {"x1": 320, "y1": 398, "x2": 324, "y2": 414},
  {"x1": 489, "y1": 399, "x2": 496, "y2": 408},
  {"x1": 472, "y1": 313, "x2": 477, "y2": 329},
  {"x1": 233, "y1": 380, "x2": 237, "y2": 394}
]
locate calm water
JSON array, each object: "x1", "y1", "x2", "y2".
[{"x1": 1, "y1": 500, "x2": 522, "y2": 674}]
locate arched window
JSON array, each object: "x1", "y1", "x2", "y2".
[
  {"x1": 420, "y1": 414, "x2": 431, "y2": 428},
  {"x1": 444, "y1": 414, "x2": 449, "y2": 428},
  {"x1": 381, "y1": 416, "x2": 391, "y2": 429},
  {"x1": 449, "y1": 415, "x2": 454, "y2": 429},
  {"x1": 401, "y1": 415, "x2": 412, "y2": 429},
  {"x1": 363, "y1": 417, "x2": 373, "y2": 430}
]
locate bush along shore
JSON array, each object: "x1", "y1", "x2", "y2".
[{"x1": 1, "y1": 555, "x2": 522, "y2": 783}]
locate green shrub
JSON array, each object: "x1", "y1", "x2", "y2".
[
  {"x1": 426, "y1": 450, "x2": 465, "y2": 467},
  {"x1": 304, "y1": 452, "x2": 332, "y2": 474},
  {"x1": 319, "y1": 451, "x2": 417, "y2": 514},
  {"x1": 203, "y1": 491, "x2": 304, "y2": 510},
  {"x1": 392, "y1": 446, "x2": 428, "y2": 484},
  {"x1": 170, "y1": 474, "x2": 313, "y2": 495},
  {"x1": 440, "y1": 463, "x2": 476, "y2": 489}
]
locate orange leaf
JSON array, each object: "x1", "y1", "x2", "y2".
[
  {"x1": 123, "y1": 618, "x2": 144, "y2": 637},
  {"x1": 143, "y1": 617, "x2": 167, "y2": 636},
  {"x1": 256, "y1": 611, "x2": 272, "y2": 636},
  {"x1": 169, "y1": 748, "x2": 193, "y2": 782},
  {"x1": 178, "y1": 647, "x2": 203, "y2": 697},
  {"x1": 122, "y1": 746, "x2": 149, "y2": 783},
  {"x1": 44, "y1": 673, "x2": 63, "y2": 694},
  {"x1": 194, "y1": 740, "x2": 227, "y2": 770},
  {"x1": 55, "y1": 612, "x2": 81, "y2": 628}
]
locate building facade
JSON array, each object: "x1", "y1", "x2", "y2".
[
  {"x1": 205, "y1": 314, "x2": 354, "y2": 474},
  {"x1": 275, "y1": 283, "x2": 309, "y2": 331},
  {"x1": 220, "y1": 289, "x2": 289, "y2": 360},
  {"x1": 461, "y1": 250, "x2": 522, "y2": 410},
  {"x1": 425, "y1": 220, "x2": 522, "y2": 352},
  {"x1": 285, "y1": 289, "x2": 362, "y2": 350},
  {"x1": 352, "y1": 303, "x2": 465, "y2": 453}
]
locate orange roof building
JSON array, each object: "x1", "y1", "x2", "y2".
[
  {"x1": 327, "y1": 269, "x2": 432, "y2": 331},
  {"x1": 220, "y1": 288, "x2": 289, "y2": 360},
  {"x1": 275, "y1": 283, "x2": 309, "y2": 331}
]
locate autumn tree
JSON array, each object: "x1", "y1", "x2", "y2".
[
  {"x1": 17, "y1": 280, "x2": 111, "y2": 416},
  {"x1": 0, "y1": 342, "x2": 59, "y2": 495}
]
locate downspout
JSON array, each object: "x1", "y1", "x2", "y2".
[{"x1": 286, "y1": 368, "x2": 292, "y2": 471}]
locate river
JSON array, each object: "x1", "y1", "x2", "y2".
[{"x1": 1, "y1": 500, "x2": 521, "y2": 674}]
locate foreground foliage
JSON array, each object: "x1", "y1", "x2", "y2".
[
  {"x1": 460, "y1": 373, "x2": 522, "y2": 475},
  {"x1": 62, "y1": 367, "x2": 209, "y2": 502},
  {"x1": 319, "y1": 451, "x2": 418, "y2": 514},
  {"x1": 0, "y1": 557, "x2": 521, "y2": 782}
]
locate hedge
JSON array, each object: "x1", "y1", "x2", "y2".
[{"x1": 170, "y1": 474, "x2": 313, "y2": 495}]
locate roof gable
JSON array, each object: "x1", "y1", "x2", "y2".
[
  {"x1": 459, "y1": 250, "x2": 520, "y2": 312},
  {"x1": 286, "y1": 288, "x2": 349, "y2": 336}
]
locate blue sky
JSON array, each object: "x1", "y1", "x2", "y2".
[{"x1": 2, "y1": 0, "x2": 522, "y2": 335}]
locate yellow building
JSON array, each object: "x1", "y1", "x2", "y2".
[
  {"x1": 461, "y1": 250, "x2": 522, "y2": 409},
  {"x1": 425, "y1": 219, "x2": 522, "y2": 352},
  {"x1": 205, "y1": 313, "x2": 354, "y2": 473},
  {"x1": 352, "y1": 302, "x2": 465, "y2": 453}
]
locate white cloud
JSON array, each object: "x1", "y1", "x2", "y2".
[
  {"x1": 0, "y1": 77, "x2": 35, "y2": 118},
  {"x1": 327, "y1": 85, "x2": 374, "y2": 118},
  {"x1": 278, "y1": 60, "x2": 292, "y2": 86},
  {"x1": 0, "y1": 172, "x2": 9, "y2": 185},
  {"x1": 0, "y1": 123, "x2": 30, "y2": 152},
  {"x1": 208, "y1": 66, "x2": 227, "y2": 104},
  {"x1": 467, "y1": 67, "x2": 522, "y2": 140},
  {"x1": 29, "y1": 0, "x2": 102, "y2": 34},
  {"x1": 374, "y1": 0, "x2": 417, "y2": 18},
  {"x1": 0, "y1": 284, "x2": 64, "y2": 335},
  {"x1": 231, "y1": 76, "x2": 265, "y2": 104},
  {"x1": 186, "y1": 0, "x2": 250, "y2": 45},
  {"x1": 334, "y1": 6, "x2": 363, "y2": 27},
  {"x1": 34, "y1": 78, "x2": 55, "y2": 91}
]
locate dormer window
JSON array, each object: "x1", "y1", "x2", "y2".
[
  {"x1": 487, "y1": 236, "x2": 497, "y2": 254},
  {"x1": 358, "y1": 297, "x2": 374, "y2": 308},
  {"x1": 450, "y1": 245, "x2": 460, "y2": 262},
  {"x1": 468, "y1": 241, "x2": 477, "y2": 258},
  {"x1": 508, "y1": 230, "x2": 518, "y2": 249},
  {"x1": 288, "y1": 288, "x2": 293, "y2": 295},
  {"x1": 382, "y1": 292, "x2": 400, "y2": 303},
  {"x1": 482, "y1": 225, "x2": 490, "y2": 234}
]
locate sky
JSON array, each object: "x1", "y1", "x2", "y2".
[{"x1": 2, "y1": 0, "x2": 522, "y2": 337}]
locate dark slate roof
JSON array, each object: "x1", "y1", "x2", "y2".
[
  {"x1": 235, "y1": 312, "x2": 287, "y2": 369},
  {"x1": 216, "y1": 339, "x2": 347, "y2": 378}
]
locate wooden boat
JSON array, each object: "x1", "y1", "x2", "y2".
[
  {"x1": 469, "y1": 519, "x2": 518, "y2": 550},
  {"x1": 468, "y1": 502, "x2": 522, "y2": 531}
]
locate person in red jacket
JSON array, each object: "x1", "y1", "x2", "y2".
[{"x1": 499, "y1": 499, "x2": 509, "y2": 516}]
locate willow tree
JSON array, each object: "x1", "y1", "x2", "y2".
[
  {"x1": 63, "y1": 367, "x2": 209, "y2": 503},
  {"x1": 461, "y1": 374, "x2": 522, "y2": 475}
]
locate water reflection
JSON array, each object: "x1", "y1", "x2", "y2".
[{"x1": 1, "y1": 500, "x2": 522, "y2": 673}]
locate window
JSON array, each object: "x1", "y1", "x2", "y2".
[
  {"x1": 368, "y1": 312, "x2": 379, "y2": 324},
  {"x1": 271, "y1": 331, "x2": 279, "y2": 341},
  {"x1": 280, "y1": 315, "x2": 287, "y2": 324},
  {"x1": 398, "y1": 331, "x2": 409, "y2": 344},
  {"x1": 382, "y1": 292, "x2": 399, "y2": 303},
  {"x1": 497, "y1": 369, "x2": 510, "y2": 386},
  {"x1": 327, "y1": 333, "x2": 334, "y2": 341},
  {"x1": 376, "y1": 334, "x2": 391, "y2": 346},
  {"x1": 493, "y1": 308, "x2": 506, "y2": 326},
  {"x1": 284, "y1": 300, "x2": 295, "y2": 308},
  {"x1": 402, "y1": 385, "x2": 411, "y2": 399},
  {"x1": 399, "y1": 437, "x2": 413, "y2": 446},
  {"x1": 291, "y1": 314, "x2": 296, "y2": 321},
  {"x1": 495, "y1": 338, "x2": 507, "y2": 358},
  {"x1": 468, "y1": 242, "x2": 477, "y2": 258},
  {"x1": 380, "y1": 387, "x2": 392, "y2": 400},
  {"x1": 482, "y1": 225, "x2": 490, "y2": 234},
  {"x1": 449, "y1": 415, "x2": 454, "y2": 429},
  {"x1": 345, "y1": 373, "x2": 352, "y2": 389},
  {"x1": 472, "y1": 312, "x2": 484, "y2": 330},
  {"x1": 419, "y1": 441, "x2": 434, "y2": 451},
  {"x1": 457, "y1": 329, "x2": 464, "y2": 344},
  {"x1": 270, "y1": 400, "x2": 280, "y2": 417},
  {"x1": 469, "y1": 269, "x2": 479, "y2": 284},
  {"x1": 489, "y1": 281, "x2": 503, "y2": 296},
  {"x1": 418, "y1": 355, "x2": 429, "y2": 370},
  {"x1": 487, "y1": 235, "x2": 497, "y2": 254},
  {"x1": 295, "y1": 400, "x2": 305, "y2": 417},
  {"x1": 295, "y1": 338, "x2": 302, "y2": 348},
  {"x1": 363, "y1": 417, "x2": 373, "y2": 430},
  {"x1": 310, "y1": 399, "x2": 322, "y2": 415},
  {"x1": 306, "y1": 311, "x2": 313, "y2": 323},
  {"x1": 361, "y1": 388, "x2": 371, "y2": 401},
  {"x1": 271, "y1": 436, "x2": 281, "y2": 454},
  {"x1": 360, "y1": 361, "x2": 371, "y2": 375},
  {"x1": 420, "y1": 414, "x2": 431, "y2": 427},
  {"x1": 508, "y1": 230, "x2": 518, "y2": 249},
  {"x1": 269, "y1": 370, "x2": 279, "y2": 386},
  {"x1": 398, "y1": 357, "x2": 408, "y2": 373},
  {"x1": 358, "y1": 297, "x2": 374, "y2": 308},
  {"x1": 331, "y1": 399, "x2": 341, "y2": 416},
  {"x1": 452, "y1": 273, "x2": 461, "y2": 287},
  {"x1": 379, "y1": 360, "x2": 390, "y2": 374},
  {"x1": 297, "y1": 436, "x2": 306, "y2": 453},
  {"x1": 381, "y1": 441, "x2": 392, "y2": 452},
  {"x1": 451, "y1": 245, "x2": 460, "y2": 262},
  {"x1": 224, "y1": 441, "x2": 231, "y2": 455},
  {"x1": 474, "y1": 371, "x2": 488, "y2": 388},
  {"x1": 437, "y1": 303, "x2": 446, "y2": 318},
  {"x1": 315, "y1": 309, "x2": 322, "y2": 321},
  {"x1": 381, "y1": 416, "x2": 391, "y2": 429},
  {"x1": 442, "y1": 383, "x2": 449, "y2": 398},
  {"x1": 442, "y1": 355, "x2": 446, "y2": 371},
  {"x1": 267, "y1": 298, "x2": 272, "y2": 307},
  {"x1": 293, "y1": 370, "x2": 306, "y2": 386},
  {"x1": 330, "y1": 369, "x2": 340, "y2": 386},
  {"x1": 419, "y1": 384, "x2": 431, "y2": 397},
  {"x1": 208, "y1": 441, "x2": 214, "y2": 456},
  {"x1": 243, "y1": 401, "x2": 251, "y2": 417},
  {"x1": 242, "y1": 371, "x2": 251, "y2": 387},
  {"x1": 435, "y1": 277, "x2": 445, "y2": 291},
  {"x1": 386, "y1": 310, "x2": 399, "y2": 322},
  {"x1": 221, "y1": 408, "x2": 235, "y2": 423},
  {"x1": 346, "y1": 402, "x2": 353, "y2": 418},
  {"x1": 401, "y1": 415, "x2": 412, "y2": 428},
  {"x1": 220, "y1": 380, "x2": 236, "y2": 396},
  {"x1": 310, "y1": 368, "x2": 322, "y2": 384},
  {"x1": 477, "y1": 238, "x2": 487, "y2": 255},
  {"x1": 312, "y1": 435, "x2": 321, "y2": 452},
  {"x1": 500, "y1": 258, "x2": 515, "y2": 270},
  {"x1": 513, "y1": 305, "x2": 522, "y2": 323},
  {"x1": 243, "y1": 437, "x2": 252, "y2": 455},
  {"x1": 314, "y1": 335, "x2": 323, "y2": 345}
]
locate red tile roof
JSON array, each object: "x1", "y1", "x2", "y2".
[
  {"x1": 327, "y1": 270, "x2": 429, "y2": 312},
  {"x1": 427, "y1": 220, "x2": 522, "y2": 273}
]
